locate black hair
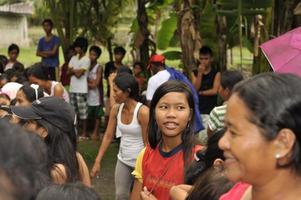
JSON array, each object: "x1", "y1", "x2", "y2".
[
  {"x1": 8, "y1": 43, "x2": 20, "y2": 54},
  {"x1": 199, "y1": 46, "x2": 213, "y2": 56},
  {"x1": 233, "y1": 72, "x2": 301, "y2": 173},
  {"x1": 36, "y1": 119, "x2": 79, "y2": 183},
  {"x1": 12, "y1": 62, "x2": 24, "y2": 72},
  {"x1": 73, "y1": 37, "x2": 88, "y2": 53},
  {"x1": 117, "y1": 66, "x2": 132, "y2": 75},
  {"x1": 4, "y1": 68, "x2": 17, "y2": 82},
  {"x1": 220, "y1": 70, "x2": 243, "y2": 91},
  {"x1": 42, "y1": 19, "x2": 53, "y2": 28},
  {"x1": 27, "y1": 63, "x2": 50, "y2": 80},
  {"x1": 19, "y1": 84, "x2": 44, "y2": 102},
  {"x1": 114, "y1": 72, "x2": 139, "y2": 101},
  {"x1": 89, "y1": 45, "x2": 102, "y2": 58},
  {"x1": 185, "y1": 129, "x2": 225, "y2": 184},
  {"x1": 133, "y1": 62, "x2": 144, "y2": 70},
  {"x1": 36, "y1": 182, "x2": 100, "y2": 200},
  {"x1": 0, "y1": 120, "x2": 51, "y2": 200},
  {"x1": 0, "y1": 55, "x2": 8, "y2": 73},
  {"x1": 186, "y1": 167, "x2": 234, "y2": 200},
  {"x1": 148, "y1": 80, "x2": 196, "y2": 169},
  {"x1": 113, "y1": 46, "x2": 126, "y2": 56}
]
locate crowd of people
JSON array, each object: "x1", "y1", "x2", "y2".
[{"x1": 1, "y1": 18, "x2": 301, "y2": 200}]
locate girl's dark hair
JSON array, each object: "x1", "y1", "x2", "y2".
[
  {"x1": 185, "y1": 128, "x2": 225, "y2": 184},
  {"x1": 36, "y1": 182, "x2": 100, "y2": 200},
  {"x1": 233, "y1": 72, "x2": 301, "y2": 173},
  {"x1": 186, "y1": 167, "x2": 234, "y2": 200},
  {"x1": 113, "y1": 46, "x2": 126, "y2": 56},
  {"x1": 0, "y1": 120, "x2": 51, "y2": 200},
  {"x1": 8, "y1": 43, "x2": 20, "y2": 54},
  {"x1": 36, "y1": 119, "x2": 79, "y2": 183},
  {"x1": 148, "y1": 80, "x2": 196, "y2": 169},
  {"x1": 133, "y1": 62, "x2": 144, "y2": 70},
  {"x1": 114, "y1": 72, "x2": 139, "y2": 101},
  {"x1": 19, "y1": 84, "x2": 44, "y2": 102},
  {"x1": 27, "y1": 63, "x2": 49, "y2": 80},
  {"x1": 74, "y1": 37, "x2": 88, "y2": 53},
  {"x1": 89, "y1": 45, "x2": 102, "y2": 58}
]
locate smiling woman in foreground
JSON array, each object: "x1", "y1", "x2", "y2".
[{"x1": 219, "y1": 73, "x2": 301, "y2": 200}]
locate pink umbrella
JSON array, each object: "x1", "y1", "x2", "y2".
[{"x1": 260, "y1": 27, "x2": 301, "y2": 76}]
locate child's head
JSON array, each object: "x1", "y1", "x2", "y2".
[
  {"x1": 219, "y1": 70, "x2": 243, "y2": 101},
  {"x1": 113, "y1": 46, "x2": 126, "y2": 62},
  {"x1": 0, "y1": 93, "x2": 10, "y2": 106},
  {"x1": 16, "y1": 84, "x2": 44, "y2": 106},
  {"x1": 89, "y1": 45, "x2": 102, "y2": 62},
  {"x1": 186, "y1": 167, "x2": 234, "y2": 200},
  {"x1": 113, "y1": 73, "x2": 139, "y2": 103},
  {"x1": 36, "y1": 182, "x2": 100, "y2": 200},
  {"x1": 133, "y1": 62, "x2": 144, "y2": 76},
  {"x1": 74, "y1": 37, "x2": 89, "y2": 54},
  {"x1": 185, "y1": 128, "x2": 226, "y2": 184},
  {"x1": 7, "y1": 44, "x2": 20, "y2": 62},
  {"x1": 27, "y1": 63, "x2": 49, "y2": 86},
  {"x1": 149, "y1": 80, "x2": 196, "y2": 166},
  {"x1": 42, "y1": 19, "x2": 53, "y2": 34},
  {"x1": 0, "y1": 55, "x2": 8, "y2": 73}
]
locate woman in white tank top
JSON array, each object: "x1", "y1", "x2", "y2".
[{"x1": 91, "y1": 72, "x2": 149, "y2": 200}]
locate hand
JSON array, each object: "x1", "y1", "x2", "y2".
[
  {"x1": 108, "y1": 73, "x2": 116, "y2": 86},
  {"x1": 198, "y1": 64, "x2": 206, "y2": 75},
  {"x1": 140, "y1": 186, "x2": 158, "y2": 200},
  {"x1": 90, "y1": 160, "x2": 101, "y2": 178}
]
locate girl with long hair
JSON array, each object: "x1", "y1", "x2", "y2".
[{"x1": 131, "y1": 80, "x2": 202, "y2": 200}]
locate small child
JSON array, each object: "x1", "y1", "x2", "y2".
[
  {"x1": 87, "y1": 45, "x2": 104, "y2": 140},
  {"x1": 68, "y1": 37, "x2": 90, "y2": 137},
  {"x1": 5, "y1": 43, "x2": 24, "y2": 72}
]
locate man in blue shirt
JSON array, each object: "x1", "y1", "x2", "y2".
[{"x1": 36, "y1": 19, "x2": 60, "y2": 80}]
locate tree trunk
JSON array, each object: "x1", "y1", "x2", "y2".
[
  {"x1": 178, "y1": 0, "x2": 202, "y2": 76},
  {"x1": 216, "y1": 15, "x2": 227, "y2": 71},
  {"x1": 137, "y1": 0, "x2": 150, "y2": 66}
]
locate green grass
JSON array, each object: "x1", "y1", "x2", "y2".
[{"x1": 78, "y1": 139, "x2": 118, "y2": 200}]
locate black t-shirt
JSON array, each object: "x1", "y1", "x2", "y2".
[{"x1": 198, "y1": 67, "x2": 219, "y2": 114}]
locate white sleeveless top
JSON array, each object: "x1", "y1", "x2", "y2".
[
  {"x1": 50, "y1": 81, "x2": 70, "y2": 103},
  {"x1": 117, "y1": 102, "x2": 144, "y2": 167},
  {"x1": 87, "y1": 64, "x2": 100, "y2": 106}
]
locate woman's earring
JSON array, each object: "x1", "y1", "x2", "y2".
[{"x1": 275, "y1": 153, "x2": 281, "y2": 159}]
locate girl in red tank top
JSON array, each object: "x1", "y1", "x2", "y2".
[{"x1": 131, "y1": 80, "x2": 203, "y2": 200}]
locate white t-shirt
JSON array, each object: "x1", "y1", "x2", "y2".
[
  {"x1": 146, "y1": 70, "x2": 170, "y2": 101},
  {"x1": 69, "y1": 55, "x2": 90, "y2": 93},
  {"x1": 87, "y1": 64, "x2": 100, "y2": 106}
]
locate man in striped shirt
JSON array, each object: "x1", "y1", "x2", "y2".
[{"x1": 207, "y1": 70, "x2": 243, "y2": 138}]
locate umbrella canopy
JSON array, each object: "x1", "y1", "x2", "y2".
[{"x1": 260, "y1": 27, "x2": 301, "y2": 76}]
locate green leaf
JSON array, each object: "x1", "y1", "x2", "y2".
[
  {"x1": 162, "y1": 50, "x2": 182, "y2": 60},
  {"x1": 157, "y1": 13, "x2": 178, "y2": 50},
  {"x1": 129, "y1": 18, "x2": 139, "y2": 33}
]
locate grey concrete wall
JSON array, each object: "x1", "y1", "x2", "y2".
[{"x1": 0, "y1": 13, "x2": 29, "y2": 47}]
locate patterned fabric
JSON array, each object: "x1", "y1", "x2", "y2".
[
  {"x1": 208, "y1": 104, "x2": 227, "y2": 132},
  {"x1": 70, "y1": 93, "x2": 88, "y2": 120}
]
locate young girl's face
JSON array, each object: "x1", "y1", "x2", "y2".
[
  {"x1": 89, "y1": 50, "x2": 99, "y2": 62},
  {"x1": 155, "y1": 92, "x2": 191, "y2": 138},
  {"x1": 16, "y1": 90, "x2": 31, "y2": 106}
]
